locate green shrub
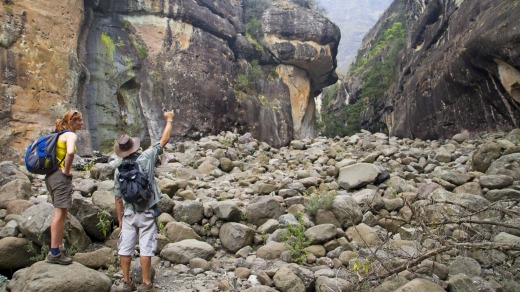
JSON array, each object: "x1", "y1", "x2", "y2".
[
  {"x1": 282, "y1": 212, "x2": 312, "y2": 264},
  {"x1": 243, "y1": 0, "x2": 270, "y2": 41},
  {"x1": 96, "y1": 209, "x2": 112, "y2": 238},
  {"x1": 235, "y1": 60, "x2": 264, "y2": 92},
  {"x1": 304, "y1": 190, "x2": 338, "y2": 216},
  {"x1": 27, "y1": 241, "x2": 48, "y2": 261}
]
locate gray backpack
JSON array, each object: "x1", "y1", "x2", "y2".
[{"x1": 117, "y1": 161, "x2": 152, "y2": 204}]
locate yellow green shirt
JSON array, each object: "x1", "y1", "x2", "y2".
[{"x1": 56, "y1": 140, "x2": 76, "y2": 168}]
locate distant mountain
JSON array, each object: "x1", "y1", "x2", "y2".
[{"x1": 317, "y1": 0, "x2": 392, "y2": 74}]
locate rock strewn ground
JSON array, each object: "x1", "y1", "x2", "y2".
[{"x1": 1, "y1": 129, "x2": 520, "y2": 291}]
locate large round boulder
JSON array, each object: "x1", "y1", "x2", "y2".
[{"x1": 7, "y1": 261, "x2": 112, "y2": 292}]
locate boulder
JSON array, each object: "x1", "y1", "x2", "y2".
[
  {"x1": 163, "y1": 222, "x2": 201, "y2": 243},
  {"x1": 0, "y1": 237, "x2": 36, "y2": 270},
  {"x1": 246, "y1": 196, "x2": 285, "y2": 227},
  {"x1": 18, "y1": 203, "x2": 91, "y2": 252},
  {"x1": 73, "y1": 247, "x2": 116, "y2": 269},
  {"x1": 7, "y1": 262, "x2": 112, "y2": 292},
  {"x1": 160, "y1": 239, "x2": 215, "y2": 264},
  {"x1": 219, "y1": 222, "x2": 255, "y2": 253}
]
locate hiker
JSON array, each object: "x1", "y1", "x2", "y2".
[
  {"x1": 114, "y1": 110, "x2": 174, "y2": 292},
  {"x1": 45, "y1": 110, "x2": 83, "y2": 265}
]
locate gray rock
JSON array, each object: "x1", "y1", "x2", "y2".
[
  {"x1": 246, "y1": 196, "x2": 285, "y2": 227},
  {"x1": 373, "y1": 276, "x2": 409, "y2": 292},
  {"x1": 91, "y1": 190, "x2": 116, "y2": 217},
  {"x1": 494, "y1": 232, "x2": 520, "y2": 246},
  {"x1": 18, "y1": 203, "x2": 91, "y2": 252},
  {"x1": 0, "y1": 179, "x2": 31, "y2": 203},
  {"x1": 219, "y1": 222, "x2": 254, "y2": 253},
  {"x1": 479, "y1": 174, "x2": 514, "y2": 189},
  {"x1": 89, "y1": 163, "x2": 115, "y2": 181},
  {"x1": 471, "y1": 142, "x2": 502, "y2": 173},
  {"x1": 393, "y1": 278, "x2": 445, "y2": 292},
  {"x1": 7, "y1": 261, "x2": 111, "y2": 292},
  {"x1": 73, "y1": 178, "x2": 97, "y2": 196},
  {"x1": 0, "y1": 237, "x2": 35, "y2": 270},
  {"x1": 449, "y1": 256, "x2": 481, "y2": 277},
  {"x1": 338, "y1": 163, "x2": 380, "y2": 190},
  {"x1": 447, "y1": 273, "x2": 479, "y2": 292},
  {"x1": 0, "y1": 220, "x2": 19, "y2": 238},
  {"x1": 256, "y1": 241, "x2": 288, "y2": 260},
  {"x1": 315, "y1": 276, "x2": 354, "y2": 292},
  {"x1": 241, "y1": 286, "x2": 278, "y2": 292},
  {"x1": 163, "y1": 221, "x2": 201, "y2": 243},
  {"x1": 160, "y1": 239, "x2": 216, "y2": 264},
  {"x1": 69, "y1": 197, "x2": 106, "y2": 240},
  {"x1": 331, "y1": 194, "x2": 363, "y2": 228},
  {"x1": 346, "y1": 223, "x2": 381, "y2": 248},
  {"x1": 173, "y1": 200, "x2": 204, "y2": 225},
  {"x1": 483, "y1": 188, "x2": 520, "y2": 202},
  {"x1": 273, "y1": 264, "x2": 313, "y2": 292},
  {"x1": 213, "y1": 200, "x2": 242, "y2": 222},
  {"x1": 304, "y1": 224, "x2": 337, "y2": 245},
  {"x1": 453, "y1": 182, "x2": 483, "y2": 196},
  {"x1": 73, "y1": 247, "x2": 116, "y2": 269}
]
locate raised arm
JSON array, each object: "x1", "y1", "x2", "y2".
[{"x1": 159, "y1": 111, "x2": 174, "y2": 148}]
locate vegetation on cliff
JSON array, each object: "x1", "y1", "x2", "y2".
[{"x1": 319, "y1": 12, "x2": 406, "y2": 137}]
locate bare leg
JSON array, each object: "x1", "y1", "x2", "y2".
[
  {"x1": 140, "y1": 256, "x2": 152, "y2": 285},
  {"x1": 120, "y1": 255, "x2": 132, "y2": 283},
  {"x1": 50, "y1": 208, "x2": 68, "y2": 249}
]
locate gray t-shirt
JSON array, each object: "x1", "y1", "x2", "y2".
[{"x1": 114, "y1": 142, "x2": 163, "y2": 211}]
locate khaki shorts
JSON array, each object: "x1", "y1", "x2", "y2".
[
  {"x1": 45, "y1": 170, "x2": 73, "y2": 209},
  {"x1": 118, "y1": 209, "x2": 157, "y2": 257}
]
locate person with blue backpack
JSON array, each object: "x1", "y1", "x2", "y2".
[
  {"x1": 113, "y1": 110, "x2": 174, "y2": 292},
  {"x1": 44, "y1": 110, "x2": 83, "y2": 265}
]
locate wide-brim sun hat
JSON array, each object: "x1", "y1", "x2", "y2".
[{"x1": 114, "y1": 134, "x2": 141, "y2": 158}]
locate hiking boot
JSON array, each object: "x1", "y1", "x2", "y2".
[
  {"x1": 46, "y1": 252, "x2": 73, "y2": 265},
  {"x1": 115, "y1": 279, "x2": 136, "y2": 292},
  {"x1": 137, "y1": 283, "x2": 157, "y2": 292}
]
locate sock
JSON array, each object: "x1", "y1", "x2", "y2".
[{"x1": 50, "y1": 247, "x2": 60, "y2": 256}]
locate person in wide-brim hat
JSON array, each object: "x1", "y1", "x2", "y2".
[
  {"x1": 114, "y1": 110, "x2": 174, "y2": 292},
  {"x1": 114, "y1": 134, "x2": 141, "y2": 158}
]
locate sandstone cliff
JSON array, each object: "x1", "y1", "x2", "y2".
[
  {"x1": 341, "y1": 0, "x2": 520, "y2": 140},
  {"x1": 0, "y1": 0, "x2": 339, "y2": 158}
]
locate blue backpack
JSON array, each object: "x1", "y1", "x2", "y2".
[{"x1": 25, "y1": 130, "x2": 70, "y2": 175}]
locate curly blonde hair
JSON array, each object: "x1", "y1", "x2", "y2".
[{"x1": 55, "y1": 110, "x2": 82, "y2": 132}]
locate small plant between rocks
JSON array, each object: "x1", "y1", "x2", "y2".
[
  {"x1": 96, "y1": 209, "x2": 112, "y2": 238},
  {"x1": 282, "y1": 212, "x2": 313, "y2": 264},
  {"x1": 304, "y1": 190, "x2": 338, "y2": 216},
  {"x1": 27, "y1": 241, "x2": 49, "y2": 262}
]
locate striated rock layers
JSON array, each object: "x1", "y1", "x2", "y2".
[
  {"x1": 348, "y1": 0, "x2": 520, "y2": 140},
  {"x1": 0, "y1": 0, "x2": 339, "y2": 158}
]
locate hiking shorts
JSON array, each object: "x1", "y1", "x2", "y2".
[
  {"x1": 45, "y1": 169, "x2": 73, "y2": 209},
  {"x1": 118, "y1": 209, "x2": 157, "y2": 257}
]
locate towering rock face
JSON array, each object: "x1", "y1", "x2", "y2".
[
  {"x1": 0, "y1": 0, "x2": 339, "y2": 158},
  {"x1": 0, "y1": 0, "x2": 86, "y2": 158},
  {"x1": 346, "y1": 0, "x2": 520, "y2": 140}
]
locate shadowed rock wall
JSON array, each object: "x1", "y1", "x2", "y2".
[{"x1": 345, "y1": 0, "x2": 520, "y2": 140}]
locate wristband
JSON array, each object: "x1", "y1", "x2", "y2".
[{"x1": 167, "y1": 120, "x2": 173, "y2": 123}]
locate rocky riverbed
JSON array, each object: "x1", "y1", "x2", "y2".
[{"x1": 1, "y1": 129, "x2": 519, "y2": 292}]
